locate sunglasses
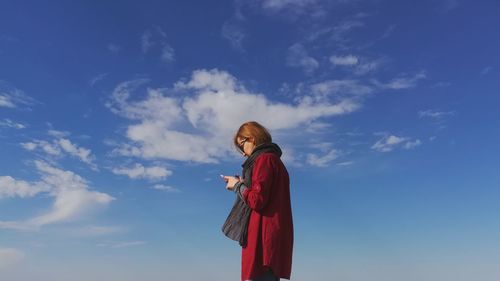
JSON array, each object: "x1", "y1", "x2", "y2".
[{"x1": 238, "y1": 138, "x2": 248, "y2": 151}]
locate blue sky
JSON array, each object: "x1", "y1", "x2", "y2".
[{"x1": 1, "y1": 0, "x2": 499, "y2": 280}]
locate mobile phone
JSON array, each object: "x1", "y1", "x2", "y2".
[{"x1": 220, "y1": 174, "x2": 228, "y2": 182}]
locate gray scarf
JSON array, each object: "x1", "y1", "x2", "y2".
[{"x1": 222, "y1": 143, "x2": 282, "y2": 247}]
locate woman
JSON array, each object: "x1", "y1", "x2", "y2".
[{"x1": 222, "y1": 121, "x2": 294, "y2": 281}]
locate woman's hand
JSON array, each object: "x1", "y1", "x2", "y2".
[{"x1": 222, "y1": 175, "x2": 241, "y2": 191}]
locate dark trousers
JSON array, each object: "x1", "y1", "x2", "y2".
[{"x1": 246, "y1": 269, "x2": 279, "y2": 281}]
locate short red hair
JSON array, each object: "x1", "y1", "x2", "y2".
[{"x1": 233, "y1": 121, "x2": 272, "y2": 153}]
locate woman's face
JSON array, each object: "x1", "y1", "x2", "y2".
[{"x1": 237, "y1": 136, "x2": 256, "y2": 157}]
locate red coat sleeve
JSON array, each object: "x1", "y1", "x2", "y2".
[{"x1": 242, "y1": 154, "x2": 276, "y2": 211}]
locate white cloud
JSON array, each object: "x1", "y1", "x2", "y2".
[
  {"x1": 109, "y1": 69, "x2": 360, "y2": 164},
  {"x1": 47, "y1": 129, "x2": 69, "y2": 138},
  {"x1": 58, "y1": 138, "x2": 97, "y2": 169},
  {"x1": 124, "y1": 123, "x2": 220, "y2": 163},
  {"x1": 306, "y1": 149, "x2": 339, "y2": 167},
  {"x1": 0, "y1": 119, "x2": 26, "y2": 129},
  {"x1": 152, "y1": 184, "x2": 180, "y2": 192},
  {"x1": 105, "y1": 79, "x2": 150, "y2": 116},
  {"x1": 175, "y1": 68, "x2": 238, "y2": 92},
  {"x1": 98, "y1": 241, "x2": 147, "y2": 248},
  {"x1": 21, "y1": 140, "x2": 61, "y2": 156},
  {"x1": 0, "y1": 248, "x2": 25, "y2": 269},
  {"x1": 21, "y1": 142, "x2": 38, "y2": 150},
  {"x1": 27, "y1": 161, "x2": 114, "y2": 227},
  {"x1": 20, "y1": 133, "x2": 97, "y2": 170},
  {"x1": 286, "y1": 43, "x2": 319, "y2": 74},
  {"x1": 108, "y1": 83, "x2": 180, "y2": 123},
  {"x1": 0, "y1": 176, "x2": 49, "y2": 198},
  {"x1": 0, "y1": 161, "x2": 114, "y2": 230},
  {"x1": 372, "y1": 135, "x2": 422, "y2": 152},
  {"x1": 330, "y1": 55, "x2": 385, "y2": 75},
  {"x1": 0, "y1": 84, "x2": 35, "y2": 109},
  {"x1": 418, "y1": 110, "x2": 455, "y2": 119},
  {"x1": 0, "y1": 95, "x2": 15, "y2": 107},
  {"x1": 112, "y1": 163, "x2": 172, "y2": 181},
  {"x1": 180, "y1": 74, "x2": 359, "y2": 132},
  {"x1": 330, "y1": 54, "x2": 358, "y2": 65},
  {"x1": 337, "y1": 161, "x2": 354, "y2": 166},
  {"x1": 374, "y1": 71, "x2": 427, "y2": 90}
]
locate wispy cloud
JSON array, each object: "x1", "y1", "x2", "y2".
[
  {"x1": 69, "y1": 225, "x2": 125, "y2": 237},
  {"x1": 258, "y1": 0, "x2": 330, "y2": 20},
  {"x1": 0, "y1": 161, "x2": 114, "y2": 231},
  {"x1": 152, "y1": 184, "x2": 180, "y2": 193},
  {"x1": 221, "y1": 20, "x2": 246, "y2": 51},
  {"x1": 0, "y1": 95, "x2": 15, "y2": 107},
  {"x1": 261, "y1": 0, "x2": 317, "y2": 11},
  {"x1": 0, "y1": 119, "x2": 26, "y2": 129},
  {"x1": 418, "y1": 110, "x2": 455, "y2": 119},
  {"x1": 0, "y1": 83, "x2": 36, "y2": 109},
  {"x1": 373, "y1": 71, "x2": 427, "y2": 90},
  {"x1": 161, "y1": 44, "x2": 175, "y2": 63},
  {"x1": 372, "y1": 135, "x2": 422, "y2": 152},
  {"x1": 310, "y1": 79, "x2": 374, "y2": 102},
  {"x1": 98, "y1": 241, "x2": 147, "y2": 248},
  {"x1": 306, "y1": 149, "x2": 339, "y2": 167},
  {"x1": 21, "y1": 140, "x2": 61, "y2": 156},
  {"x1": 307, "y1": 18, "x2": 365, "y2": 47},
  {"x1": 141, "y1": 27, "x2": 175, "y2": 64},
  {"x1": 418, "y1": 109, "x2": 455, "y2": 130},
  {"x1": 58, "y1": 139, "x2": 97, "y2": 169},
  {"x1": 353, "y1": 57, "x2": 386, "y2": 75},
  {"x1": 89, "y1": 73, "x2": 108, "y2": 87},
  {"x1": 286, "y1": 43, "x2": 319, "y2": 74},
  {"x1": 330, "y1": 54, "x2": 359, "y2": 66},
  {"x1": 112, "y1": 163, "x2": 173, "y2": 181},
  {"x1": 21, "y1": 131, "x2": 98, "y2": 170},
  {"x1": 329, "y1": 54, "x2": 385, "y2": 75}
]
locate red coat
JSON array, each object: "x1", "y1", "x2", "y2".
[{"x1": 241, "y1": 152, "x2": 294, "y2": 280}]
